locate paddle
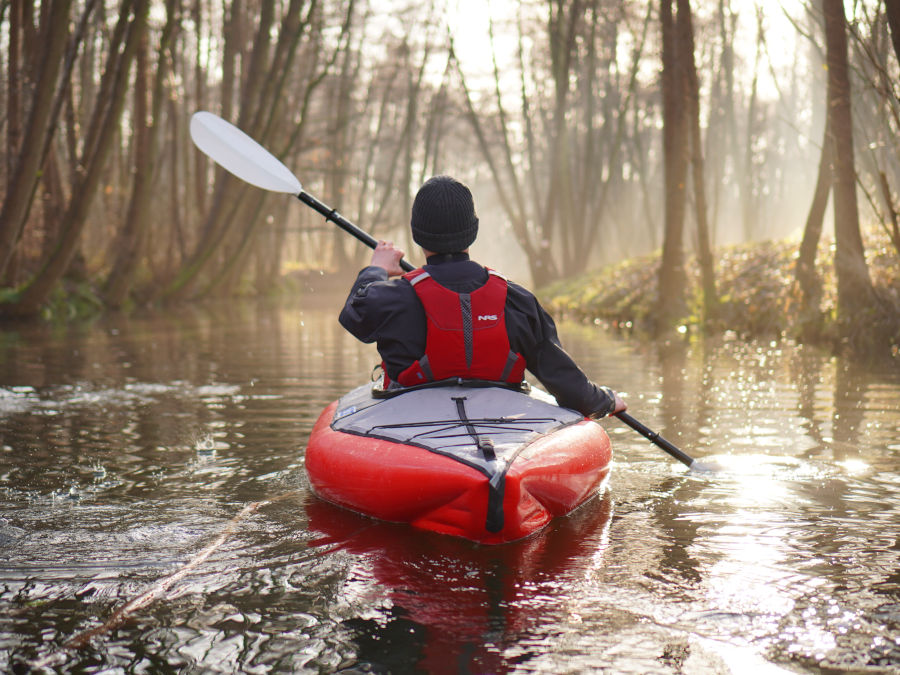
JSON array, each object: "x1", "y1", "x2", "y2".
[
  {"x1": 189, "y1": 111, "x2": 414, "y2": 272},
  {"x1": 614, "y1": 411, "x2": 709, "y2": 470}
]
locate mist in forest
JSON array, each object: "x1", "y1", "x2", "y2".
[{"x1": 1, "y1": 0, "x2": 898, "y2": 324}]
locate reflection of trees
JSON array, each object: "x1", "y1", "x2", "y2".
[
  {"x1": 659, "y1": 339, "x2": 688, "y2": 446},
  {"x1": 647, "y1": 478, "x2": 704, "y2": 586},
  {"x1": 791, "y1": 345, "x2": 829, "y2": 458},
  {"x1": 653, "y1": 339, "x2": 704, "y2": 584},
  {"x1": 831, "y1": 359, "x2": 868, "y2": 461},
  {"x1": 791, "y1": 346, "x2": 870, "y2": 462},
  {"x1": 696, "y1": 337, "x2": 717, "y2": 456}
]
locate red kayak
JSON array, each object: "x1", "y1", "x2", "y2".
[{"x1": 304, "y1": 380, "x2": 612, "y2": 544}]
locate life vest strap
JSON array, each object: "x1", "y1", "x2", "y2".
[{"x1": 500, "y1": 350, "x2": 524, "y2": 383}]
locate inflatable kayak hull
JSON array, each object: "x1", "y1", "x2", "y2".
[{"x1": 305, "y1": 382, "x2": 612, "y2": 544}]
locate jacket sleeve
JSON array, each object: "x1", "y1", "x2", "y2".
[
  {"x1": 338, "y1": 266, "x2": 427, "y2": 380},
  {"x1": 505, "y1": 282, "x2": 617, "y2": 418},
  {"x1": 338, "y1": 266, "x2": 393, "y2": 343}
]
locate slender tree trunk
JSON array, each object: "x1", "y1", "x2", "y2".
[
  {"x1": 656, "y1": 0, "x2": 689, "y2": 330},
  {"x1": 545, "y1": 0, "x2": 582, "y2": 274},
  {"x1": 3, "y1": 0, "x2": 23, "y2": 285},
  {"x1": 356, "y1": 60, "x2": 401, "y2": 233},
  {"x1": 795, "y1": 118, "x2": 832, "y2": 317},
  {"x1": 886, "y1": 0, "x2": 900, "y2": 65},
  {"x1": 705, "y1": 0, "x2": 733, "y2": 238},
  {"x1": 103, "y1": 0, "x2": 178, "y2": 308},
  {"x1": 678, "y1": 0, "x2": 717, "y2": 321},
  {"x1": 741, "y1": 8, "x2": 763, "y2": 241},
  {"x1": 6, "y1": 0, "x2": 21, "y2": 183},
  {"x1": 327, "y1": 16, "x2": 357, "y2": 271},
  {"x1": 103, "y1": 27, "x2": 149, "y2": 308},
  {"x1": 0, "y1": 0, "x2": 75, "y2": 280},
  {"x1": 823, "y1": 0, "x2": 876, "y2": 326}
]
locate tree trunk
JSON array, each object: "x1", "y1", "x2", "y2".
[
  {"x1": 3, "y1": 0, "x2": 23, "y2": 286},
  {"x1": 885, "y1": 0, "x2": 900, "y2": 66},
  {"x1": 192, "y1": 0, "x2": 210, "y2": 217},
  {"x1": 677, "y1": 0, "x2": 717, "y2": 321},
  {"x1": 545, "y1": 0, "x2": 582, "y2": 275},
  {"x1": 103, "y1": 0, "x2": 178, "y2": 308},
  {"x1": 328, "y1": 17, "x2": 357, "y2": 271},
  {"x1": 0, "y1": 0, "x2": 75, "y2": 280},
  {"x1": 741, "y1": 8, "x2": 763, "y2": 241},
  {"x1": 656, "y1": 0, "x2": 689, "y2": 330},
  {"x1": 6, "y1": 0, "x2": 22, "y2": 184},
  {"x1": 823, "y1": 0, "x2": 876, "y2": 326},
  {"x1": 795, "y1": 117, "x2": 832, "y2": 317}
]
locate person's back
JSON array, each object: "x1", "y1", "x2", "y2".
[{"x1": 339, "y1": 175, "x2": 625, "y2": 418}]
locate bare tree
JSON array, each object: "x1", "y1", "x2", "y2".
[
  {"x1": 678, "y1": 0, "x2": 717, "y2": 321},
  {"x1": 823, "y1": 0, "x2": 877, "y2": 327},
  {"x1": 794, "y1": 117, "x2": 832, "y2": 322},
  {"x1": 656, "y1": 0, "x2": 689, "y2": 330},
  {"x1": 741, "y1": 7, "x2": 763, "y2": 242}
]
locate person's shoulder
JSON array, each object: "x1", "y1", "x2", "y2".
[
  {"x1": 376, "y1": 274, "x2": 417, "y2": 297},
  {"x1": 496, "y1": 273, "x2": 537, "y2": 301},
  {"x1": 351, "y1": 267, "x2": 416, "y2": 298},
  {"x1": 484, "y1": 270, "x2": 542, "y2": 316}
]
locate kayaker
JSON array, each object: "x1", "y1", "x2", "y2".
[{"x1": 339, "y1": 175, "x2": 627, "y2": 419}]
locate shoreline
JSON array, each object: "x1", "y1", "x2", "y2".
[{"x1": 539, "y1": 235, "x2": 900, "y2": 366}]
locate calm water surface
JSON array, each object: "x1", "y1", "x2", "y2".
[{"x1": 1, "y1": 294, "x2": 898, "y2": 673}]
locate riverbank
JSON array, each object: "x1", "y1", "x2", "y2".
[{"x1": 539, "y1": 232, "x2": 900, "y2": 365}]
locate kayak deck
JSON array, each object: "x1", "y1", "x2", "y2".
[{"x1": 305, "y1": 381, "x2": 612, "y2": 544}]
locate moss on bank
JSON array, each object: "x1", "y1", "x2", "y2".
[{"x1": 539, "y1": 233, "x2": 900, "y2": 364}]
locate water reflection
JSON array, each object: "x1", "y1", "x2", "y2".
[
  {"x1": 0, "y1": 299, "x2": 898, "y2": 672},
  {"x1": 304, "y1": 493, "x2": 613, "y2": 673}
]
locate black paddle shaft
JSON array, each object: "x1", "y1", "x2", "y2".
[
  {"x1": 615, "y1": 412, "x2": 695, "y2": 468},
  {"x1": 296, "y1": 191, "x2": 415, "y2": 272}
]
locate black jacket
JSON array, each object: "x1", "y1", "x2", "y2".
[{"x1": 338, "y1": 253, "x2": 616, "y2": 417}]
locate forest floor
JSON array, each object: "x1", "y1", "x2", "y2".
[{"x1": 538, "y1": 228, "x2": 900, "y2": 366}]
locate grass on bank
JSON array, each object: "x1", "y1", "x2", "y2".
[{"x1": 539, "y1": 232, "x2": 900, "y2": 363}]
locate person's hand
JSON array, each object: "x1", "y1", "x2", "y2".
[
  {"x1": 612, "y1": 392, "x2": 627, "y2": 415},
  {"x1": 370, "y1": 240, "x2": 406, "y2": 277}
]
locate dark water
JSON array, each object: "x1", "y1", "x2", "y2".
[{"x1": 1, "y1": 295, "x2": 898, "y2": 673}]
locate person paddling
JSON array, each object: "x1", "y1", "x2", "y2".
[{"x1": 339, "y1": 175, "x2": 626, "y2": 419}]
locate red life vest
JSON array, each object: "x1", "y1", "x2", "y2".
[{"x1": 395, "y1": 268, "x2": 527, "y2": 387}]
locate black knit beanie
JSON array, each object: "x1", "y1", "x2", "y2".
[{"x1": 410, "y1": 175, "x2": 479, "y2": 253}]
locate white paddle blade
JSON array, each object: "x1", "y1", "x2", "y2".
[{"x1": 190, "y1": 111, "x2": 302, "y2": 194}]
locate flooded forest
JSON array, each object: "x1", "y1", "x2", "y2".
[{"x1": 2, "y1": 2, "x2": 900, "y2": 673}]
